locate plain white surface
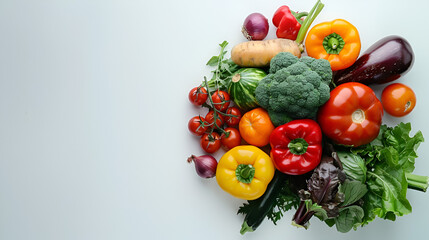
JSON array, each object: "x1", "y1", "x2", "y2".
[{"x1": 0, "y1": 0, "x2": 428, "y2": 239}]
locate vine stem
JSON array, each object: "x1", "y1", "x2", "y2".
[{"x1": 202, "y1": 77, "x2": 236, "y2": 138}]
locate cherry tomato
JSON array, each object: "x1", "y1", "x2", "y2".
[
  {"x1": 205, "y1": 110, "x2": 224, "y2": 129},
  {"x1": 381, "y1": 83, "x2": 416, "y2": 117},
  {"x1": 221, "y1": 128, "x2": 241, "y2": 150},
  {"x1": 317, "y1": 82, "x2": 383, "y2": 147},
  {"x1": 188, "y1": 116, "x2": 208, "y2": 136},
  {"x1": 188, "y1": 86, "x2": 208, "y2": 106},
  {"x1": 211, "y1": 90, "x2": 230, "y2": 112},
  {"x1": 200, "y1": 132, "x2": 221, "y2": 153},
  {"x1": 224, "y1": 107, "x2": 242, "y2": 127}
]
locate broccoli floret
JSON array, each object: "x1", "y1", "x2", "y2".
[
  {"x1": 267, "y1": 109, "x2": 292, "y2": 127},
  {"x1": 255, "y1": 52, "x2": 332, "y2": 120},
  {"x1": 269, "y1": 52, "x2": 299, "y2": 74},
  {"x1": 299, "y1": 56, "x2": 332, "y2": 84}
]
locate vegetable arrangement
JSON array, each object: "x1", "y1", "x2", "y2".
[{"x1": 186, "y1": 0, "x2": 428, "y2": 235}]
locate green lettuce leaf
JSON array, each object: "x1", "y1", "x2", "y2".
[
  {"x1": 362, "y1": 166, "x2": 411, "y2": 225},
  {"x1": 383, "y1": 122, "x2": 424, "y2": 173},
  {"x1": 335, "y1": 122, "x2": 424, "y2": 227}
]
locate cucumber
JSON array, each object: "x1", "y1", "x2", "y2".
[
  {"x1": 240, "y1": 170, "x2": 287, "y2": 234},
  {"x1": 227, "y1": 68, "x2": 266, "y2": 111}
]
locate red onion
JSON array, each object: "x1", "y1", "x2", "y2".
[
  {"x1": 187, "y1": 154, "x2": 217, "y2": 178},
  {"x1": 242, "y1": 13, "x2": 269, "y2": 41}
]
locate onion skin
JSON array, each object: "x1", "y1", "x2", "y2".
[
  {"x1": 333, "y1": 35, "x2": 414, "y2": 86},
  {"x1": 187, "y1": 155, "x2": 217, "y2": 178},
  {"x1": 242, "y1": 13, "x2": 269, "y2": 41}
]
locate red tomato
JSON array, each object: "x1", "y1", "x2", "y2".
[
  {"x1": 188, "y1": 116, "x2": 208, "y2": 136},
  {"x1": 205, "y1": 110, "x2": 224, "y2": 129},
  {"x1": 381, "y1": 83, "x2": 416, "y2": 117},
  {"x1": 200, "y1": 132, "x2": 221, "y2": 153},
  {"x1": 317, "y1": 82, "x2": 384, "y2": 147},
  {"x1": 224, "y1": 107, "x2": 242, "y2": 127},
  {"x1": 221, "y1": 128, "x2": 241, "y2": 149},
  {"x1": 211, "y1": 90, "x2": 230, "y2": 112},
  {"x1": 188, "y1": 86, "x2": 208, "y2": 105}
]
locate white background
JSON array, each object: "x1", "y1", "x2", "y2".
[{"x1": 0, "y1": 0, "x2": 428, "y2": 239}]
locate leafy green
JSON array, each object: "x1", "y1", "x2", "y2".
[
  {"x1": 305, "y1": 199, "x2": 328, "y2": 221},
  {"x1": 205, "y1": 41, "x2": 240, "y2": 91},
  {"x1": 322, "y1": 180, "x2": 367, "y2": 232},
  {"x1": 339, "y1": 180, "x2": 367, "y2": 207},
  {"x1": 266, "y1": 183, "x2": 300, "y2": 224},
  {"x1": 337, "y1": 152, "x2": 367, "y2": 183},
  {"x1": 292, "y1": 155, "x2": 346, "y2": 228},
  {"x1": 237, "y1": 175, "x2": 300, "y2": 226},
  {"x1": 335, "y1": 205, "x2": 364, "y2": 233},
  {"x1": 362, "y1": 166, "x2": 412, "y2": 224},
  {"x1": 336, "y1": 122, "x2": 425, "y2": 227},
  {"x1": 351, "y1": 123, "x2": 424, "y2": 172},
  {"x1": 383, "y1": 122, "x2": 424, "y2": 172}
]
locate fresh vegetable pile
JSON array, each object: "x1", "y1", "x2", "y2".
[{"x1": 186, "y1": 0, "x2": 428, "y2": 234}]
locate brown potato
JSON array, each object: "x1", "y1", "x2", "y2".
[{"x1": 231, "y1": 39, "x2": 301, "y2": 67}]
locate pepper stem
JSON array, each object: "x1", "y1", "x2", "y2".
[
  {"x1": 328, "y1": 37, "x2": 339, "y2": 49},
  {"x1": 288, "y1": 138, "x2": 309, "y2": 155},
  {"x1": 236, "y1": 164, "x2": 255, "y2": 184},
  {"x1": 323, "y1": 32, "x2": 345, "y2": 54}
]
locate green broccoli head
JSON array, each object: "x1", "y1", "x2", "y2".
[
  {"x1": 255, "y1": 52, "x2": 332, "y2": 120},
  {"x1": 269, "y1": 52, "x2": 299, "y2": 74},
  {"x1": 267, "y1": 109, "x2": 292, "y2": 127},
  {"x1": 299, "y1": 56, "x2": 332, "y2": 84}
]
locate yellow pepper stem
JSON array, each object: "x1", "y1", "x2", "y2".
[{"x1": 236, "y1": 164, "x2": 255, "y2": 184}]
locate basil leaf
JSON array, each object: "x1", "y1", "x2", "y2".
[
  {"x1": 335, "y1": 205, "x2": 364, "y2": 233},
  {"x1": 339, "y1": 180, "x2": 367, "y2": 206},
  {"x1": 337, "y1": 152, "x2": 367, "y2": 183}
]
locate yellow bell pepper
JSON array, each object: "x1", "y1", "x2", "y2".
[{"x1": 216, "y1": 145, "x2": 275, "y2": 200}]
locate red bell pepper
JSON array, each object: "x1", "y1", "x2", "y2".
[
  {"x1": 272, "y1": 0, "x2": 325, "y2": 44},
  {"x1": 272, "y1": 6, "x2": 308, "y2": 40},
  {"x1": 269, "y1": 119, "x2": 322, "y2": 175}
]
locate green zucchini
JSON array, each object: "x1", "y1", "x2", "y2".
[
  {"x1": 227, "y1": 68, "x2": 266, "y2": 111},
  {"x1": 239, "y1": 170, "x2": 287, "y2": 234}
]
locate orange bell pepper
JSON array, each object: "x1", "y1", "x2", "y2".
[{"x1": 305, "y1": 19, "x2": 361, "y2": 71}]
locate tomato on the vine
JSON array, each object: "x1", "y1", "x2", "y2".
[
  {"x1": 200, "y1": 132, "x2": 221, "y2": 153},
  {"x1": 188, "y1": 86, "x2": 208, "y2": 106},
  {"x1": 205, "y1": 110, "x2": 224, "y2": 129},
  {"x1": 212, "y1": 90, "x2": 230, "y2": 112},
  {"x1": 221, "y1": 128, "x2": 241, "y2": 150},
  {"x1": 381, "y1": 83, "x2": 416, "y2": 117},
  {"x1": 188, "y1": 116, "x2": 208, "y2": 136},
  {"x1": 224, "y1": 107, "x2": 242, "y2": 127},
  {"x1": 317, "y1": 82, "x2": 384, "y2": 147}
]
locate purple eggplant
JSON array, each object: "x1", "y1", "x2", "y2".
[{"x1": 333, "y1": 35, "x2": 414, "y2": 85}]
